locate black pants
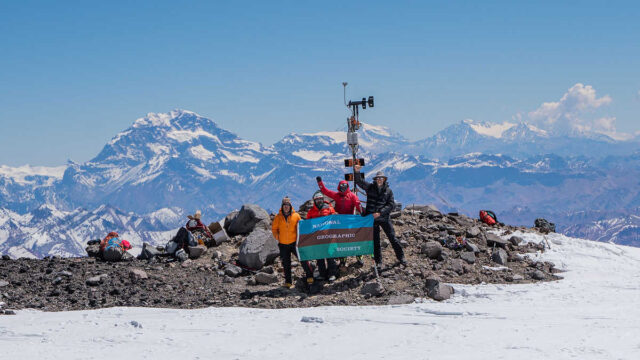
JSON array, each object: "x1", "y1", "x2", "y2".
[
  {"x1": 278, "y1": 243, "x2": 313, "y2": 284},
  {"x1": 373, "y1": 218, "x2": 404, "y2": 264},
  {"x1": 316, "y1": 258, "x2": 337, "y2": 279}
]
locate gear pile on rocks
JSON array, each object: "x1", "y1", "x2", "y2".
[{"x1": 0, "y1": 204, "x2": 561, "y2": 313}]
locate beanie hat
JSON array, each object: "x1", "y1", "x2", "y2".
[
  {"x1": 281, "y1": 196, "x2": 292, "y2": 206},
  {"x1": 313, "y1": 191, "x2": 324, "y2": 200}
]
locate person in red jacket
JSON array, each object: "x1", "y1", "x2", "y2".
[
  {"x1": 306, "y1": 190, "x2": 338, "y2": 281},
  {"x1": 186, "y1": 210, "x2": 213, "y2": 246},
  {"x1": 317, "y1": 176, "x2": 364, "y2": 266}
]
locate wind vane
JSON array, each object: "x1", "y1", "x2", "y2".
[{"x1": 342, "y1": 82, "x2": 374, "y2": 195}]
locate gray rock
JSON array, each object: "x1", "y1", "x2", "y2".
[
  {"x1": 390, "y1": 212, "x2": 402, "y2": 219},
  {"x1": 211, "y1": 250, "x2": 222, "y2": 260},
  {"x1": 486, "y1": 233, "x2": 508, "y2": 247},
  {"x1": 466, "y1": 226, "x2": 481, "y2": 238},
  {"x1": 450, "y1": 259, "x2": 465, "y2": 274},
  {"x1": 0, "y1": 280, "x2": 9, "y2": 287},
  {"x1": 420, "y1": 242, "x2": 442, "y2": 259},
  {"x1": 138, "y1": 242, "x2": 160, "y2": 260},
  {"x1": 130, "y1": 320, "x2": 143, "y2": 328},
  {"x1": 86, "y1": 274, "x2": 107, "y2": 286},
  {"x1": 491, "y1": 248, "x2": 508, "y2": 265},
  {"x1": 301, "y1": 316, "x2": 324, "y2": 323},
  {"x1": 223, "y1": 275, "x2": 234, "y2": 283},
  {"x1": 3, "y1": 309, "x2": 16, "y2": 315},
  {"x1": 255, "y1": 272, "x2": 279, "y2": 285},
  {"x1": 465, "y1": 242, "x2": 480, "y2": 253},
  {"x1": 56, "y1": 271, "x2": 73, "y2": 278},
  {"x1": 228, "y1": 204, "x2": 270, "y2": 236},
  {"x1": 85, "y1": 244, "x2": 100, "y2": 258},
  {"x1": 460, "y1": 251, "x2": 476, "y2": 264},
  {"x1": 261, "y1": 266, "x2": 274, "y2": 274},
  {"x1": 238, "y1": 227, "x2": 280, "y2": 270},
  {"x1": 223, "y1": 210, "x2": 239, "y2": 234},
  {"x1": 1, "y1": 255, "x2": 10, "y2": 260},
  {"x1": 129, "y1": 269, "x2": 148, "y2": 280},
  {"x1": 534, "y1": 218, "x2": 556, "y2": 233},
  {"x1": 360, "y1": 281, "x2": 385, "y2": 297},
  {"x1": 52, "y1": 277, "x2": 62, "y2": 286},
  {"x1": 532, "y1": 270, "x2": 546, "y2": 280},
  {"x1": 387, "y1": 294, "x2": 415, "y2": 305},
  {"x1": 224, "y1": 264, "x2": 243, "y2": 277},
  {"x1": 513, "y1": 274, "x2": 525, "y2": 281},
  {"x1": 509, "y1": 236, "x2": 523, "y2": 246},
  {"x1": 425, "y1": 276, "x2": 454, "y2": 301},
  {"x1": 188, "y1": 245, "x2": 207, "y2": 259},
  {"x1": 393, "y1": 219, "x2": 405, "y2": 225}
]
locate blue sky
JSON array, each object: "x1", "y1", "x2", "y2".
[{"x1": 1, "y1": 1, "x2": 639, "y2": 166}]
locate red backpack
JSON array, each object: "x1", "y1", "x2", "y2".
[{"x1": 479, "y1": 210, "x2": 497, "y2": 225}]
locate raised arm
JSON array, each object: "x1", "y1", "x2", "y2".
[
  {"x1": 317, "y1": 178, "x2": 339, "y2": 201},
  {"x1": 353, "y1": 165, "x2": 371, "y2": 191}
]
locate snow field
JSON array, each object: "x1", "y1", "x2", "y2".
[{"x1": 1, "y1": 232, "x2": 639, "y2": 359}]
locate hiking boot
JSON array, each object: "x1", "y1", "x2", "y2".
[
  {"x1": 328, "y1": 275, "x2": 336, "y2": 282},
  {"x1": 398, "y1": 258, "x2": 408, "y2": 267},
  {"x1": 306, "y1": 277, "x2": 314, "y2": 285},
  {"x1": 283, "y1": 282, "x2": 294, "y2": 289},
  {"x1": 374, "y1": 263, "x2": 383, "y2": 273}
]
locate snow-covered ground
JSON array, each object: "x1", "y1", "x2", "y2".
[{"x1": 2, "y1": 232, "x2": 640, "y2": 359}]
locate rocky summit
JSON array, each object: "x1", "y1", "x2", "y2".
[{"x1": 0, "y1": 206, "x2": 561, "y2": 313}]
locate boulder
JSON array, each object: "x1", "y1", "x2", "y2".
[
  {"x1": 390, "y1": 211, "x2": 402, "y2": 219},
  {"x1": 238, "y1": 227, "x2": 280, "y2": 270},
  {"x1": 255, "y1": 272, "x2": 279, "y2": 285},
  {"x1": 420, "y1": 242, "x2": 442, "y2": 259},
  {"x1": 228, "y1": 204, "x2": 271, "y2": 236},
  {"x1": 360, "y1": 281, "x2": 385, "y2": 297},
  {"x1": 223, "y1": 210, "x2": 239, "y2": 234},
  {"x1": 460, "y1": 251, "x2": 476, "y2": 264},
  {"x1": 85, "y1": 244, "x2": 100, "y2": 258},
  {"x1": 301, "y1": 316, "x2": 324, "y2": 323},
  {"x1": 491, "y1": 248, "x2": 508, "y2": 265},
  {"x1": 425, "y1": 276, "x2": 454, "y2": 301},
  {"x1": 534, "y1": 218, "x2": 556, "y2": 233},
  {"x1": 0, "y1": 280, "x2": 9, "y2": 287},
  {"x1": 138, "y1": 242, "x2": 161, "y2": 260},
  {"x1": 486, "y1": 233, "x2": 508, "y2": 248},
  {"x1": 466, "y1": 226, "x2": 481, "y2": 238}
]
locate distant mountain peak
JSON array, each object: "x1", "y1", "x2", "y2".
[{"x1": 132, "y1": 109, "x2": 202, "y2": 128}]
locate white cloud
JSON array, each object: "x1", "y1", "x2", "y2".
[{"x1": 525, "y1": 83, "x2": 634, "y2": 140}]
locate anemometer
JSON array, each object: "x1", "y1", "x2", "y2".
[{"x1": 342, "y1": 82, "x2": 374, "y2": 194}]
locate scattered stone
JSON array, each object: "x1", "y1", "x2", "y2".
[
  {"x1": 301, "y1": 316, "x2": 324, "y2": 323},
  {"x1": 466, "y1": 226, "x2": 481, "y2": 238},
  {"x1": 491, "y1": 248, "x2": 508, "y2": 265},
  {"x1": 188, "y1": 245, "x2": 207, "y2": 259},
  {"x1": 211, "y1": 250, "x2": 222, "y2": 260},
  {"x1": 393, "y1": 219, "x2": 405, "y2": 226},
  {"x1": 532, "y1": 270, "x2": 546, "y2": 280},
  {"x1": 138, "y1": 243, "x2": 160, "y2": 260},
  {"x1": 130, "y1": 320, "x2": 143, "y2": 328},
  {"x1": 129, "y1": 269, "x2": 148, "y2": 280},
  {"x1": 3, "y1": 309, "x2": 16, "y2": 315},
  {"x1": 360, "y1": 281, "x2": 385, "y2": 297},
  {"x1": 56, "y1": 271, "x2": 73, "y2": 278},
  {"x1": 52, "y1": 277, "x2": 63, "y2": 286},
  {"x1": 420, "y1": 242, "x2": 442, "y2": 259},
  {"x1": 0, "y1": 280, "x2": 9, "y2": 287},
  {"x1": 255, "y1": 272, "x2": 279, "y2": 285},
  {"x1": 460, "y1": 251, "x2": 476, "y2": 264},
  {"x1": 387, "y1": 294, "x2": 415, "y2": 305},
  {"x1": 223, "y1": 275, "x2": 234, "y2": 283},
  {"x1": 509, "y1": 236, "x2": 523, "y2": 246},
  {"x1": 390, "y1": 212, "x2": 402, "y2": 219},
  {"x1": 486, "y1": 233, "x2": 508, "y2": 247},
  {"x1": 260, "y1": 266, "x2": 274, "y2": 274},
  {"x1": 512, "y1": 274, "x2": 525, "y2": 281},
  {"x1": 1, "y1": 255, "x2": 10, "y2": 260},
  {"x1": 465, "y1": 242, "x2": 480, "y2": 253},
  {"x1": 224, "y1": 264, "x2": 243, "y2": 277},
  {"x1": 86, "y1": 274, "x2": 107, "y2": 286},
  {"x1": 450, "y1": 259, "x2": 465, "y2": 274}
]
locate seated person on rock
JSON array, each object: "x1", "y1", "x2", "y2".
[{"x1": 186, "y1": 210, "x2": 213, "y2": 247}]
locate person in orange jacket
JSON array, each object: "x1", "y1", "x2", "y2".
[
  {"x1": 271, "y1": 196, "x2": 313, "y2": 288},
  {"x1": 306, "y1": 191, "x2": 338, "y2": 282}
]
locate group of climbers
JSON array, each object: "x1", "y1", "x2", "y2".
[{"x1": 271, "y1": 170, "x2": 405, "y2": 288}]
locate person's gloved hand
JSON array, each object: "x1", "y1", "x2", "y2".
[{"x1": 316, "y1": 176, "x2": 322, "y2": 183}]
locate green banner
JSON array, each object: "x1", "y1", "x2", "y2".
[{"x1": 297, "y1": 214, "x2": 374, "y2": 261}]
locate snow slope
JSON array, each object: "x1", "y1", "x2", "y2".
[{"x1": 2, "y1": 232, "x2": 640, "y2": 359}]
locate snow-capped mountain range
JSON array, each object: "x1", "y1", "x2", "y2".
[{"x1": 2, "y1": 109, "x2": 640, "y2": 257}]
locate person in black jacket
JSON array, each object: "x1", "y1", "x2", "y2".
[{"x1": 354, "y1": 165, "x2": 406, "y2": 270}]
